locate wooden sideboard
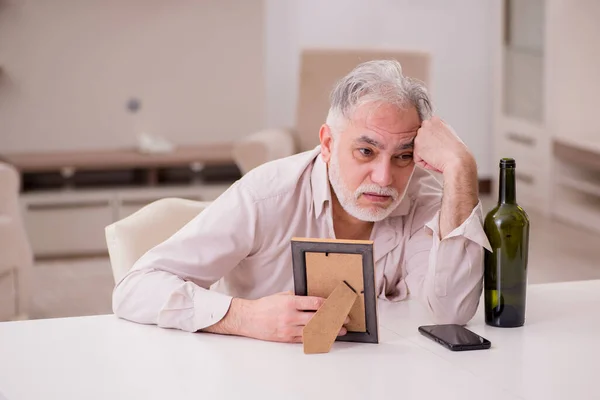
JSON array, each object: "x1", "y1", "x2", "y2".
[
  {"x1": 3, "y1": 144, "x2": 240, "y2": 259},
  {"x1": 4, "y1": 143, "x2": 235, "y2": 172}
]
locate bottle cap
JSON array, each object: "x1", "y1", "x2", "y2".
[{"x1": 500, "y1": 158, "x2": 516, "y2": 168}]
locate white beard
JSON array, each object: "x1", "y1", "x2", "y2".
[{"x1": 328, "y1": 144, "x2": 406, "y2": 222}]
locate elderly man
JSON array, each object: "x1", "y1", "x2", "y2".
[{"x1": 113, "y1": 59, "x2": 491, "y2": 343}]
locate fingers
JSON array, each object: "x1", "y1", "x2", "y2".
[
  {"x1": 418, "y1": 161, "x2": 442, "y2": 173},
  {"x1": 413, "y1": 151, "x2": 423, "y2": 163},
  {"x1": 291, "y1": 310, "x2": 351, "y2": 326},
  {"x1": 418, "y1": 116, "x2": 447, "y2": 135},
  {"x1": 414, "y1": 154, "x2": 428, "y2": 170},
  {"x1": 294, "y1": 295, "x2": 325, "y2": 311},
  {"x1": 293, "y1": 310, "x2": 316, "y2": 325},
  {"x1": 421, "y1": 116, "x2": 442, "y2": 126},
  {"x1": 281, "y1": 325, "x2": 304, "y2": 338},
  {"x1": 430, "y1": 115, "x2": 443, "y2": 124},
  {"x1": 292, "y1": 336, "x2": 303, "y2": 343},
  {"x1": 289, "y1": 307, "x2": 351, "y2": 327}
]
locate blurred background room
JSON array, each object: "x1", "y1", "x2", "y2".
[{"x1": 1, "y1": 0, "x2": 599, "y2": 322}]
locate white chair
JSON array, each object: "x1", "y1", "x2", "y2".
[
  {"x1": 105, "y1": 198, "x2": 211, "y2": 284},
  {"x1": 0, "y1": 162, "x2": 33, "y2": 321}
]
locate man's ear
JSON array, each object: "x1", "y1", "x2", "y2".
[{"x1": 319, "y1": 124, "x2": 334, "y2": 163}]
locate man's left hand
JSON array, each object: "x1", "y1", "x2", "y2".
[{"x1": 414, "y1": 116, "x2": 475, "y2": 174}]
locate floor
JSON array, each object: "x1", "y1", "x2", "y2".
[
  {"x1": 31, "y1": 257, "x2": 114, "y2": 319},
  {"x1": 28, "y1": 196, "x2": 600, "y2": 320}
]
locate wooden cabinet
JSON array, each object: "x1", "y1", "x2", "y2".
[
  {"x1": 24, "y1": 197, "x2": 113, "y2": 257},
  {"x1": 5, "y1": 145, "x2": 239, "y2": 259},
  {"x1": 21, "y1": 184, "x2": 231, "y2": 259}
]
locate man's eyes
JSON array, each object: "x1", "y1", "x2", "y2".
[
  {"x1": 396, "y1": 153, "x2": 413, "y2": 160},
  {"x1": 358, "y1": 148, "x2": 373, "y2": 156},
  {"x1": 357, "y1": 149, "x2": 413, "y2": 161}
]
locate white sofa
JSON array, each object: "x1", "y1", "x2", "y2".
[{"x1": 0, "y1": 162, "x2": 33, "y2": 321}]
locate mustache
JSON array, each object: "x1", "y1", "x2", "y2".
[{"x1": 354, "y1": 184, "x2": 399, "y2": 200}]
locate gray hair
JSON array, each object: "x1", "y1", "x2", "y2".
[{"x1": 325, "y1": 59, "x2": 432, "y2": 135}]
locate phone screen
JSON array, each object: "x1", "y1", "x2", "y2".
[{"x1": 419, "y1": 324, "x2": 490, "y2": 350}]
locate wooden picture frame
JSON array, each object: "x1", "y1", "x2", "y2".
[{"x1": 291, "y1": 237, "x2": 379, "y2": 344}]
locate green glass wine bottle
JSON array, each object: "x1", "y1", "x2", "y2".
[{"x1": 484, "y1": 158, "x2": 530, "y2": 327}]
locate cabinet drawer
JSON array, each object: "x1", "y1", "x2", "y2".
[
  {"x1": 515, "y1": 171, "x2": 544, "y2": 210},
  {"x1": 24, "y1": 201, "x2": 113, "y2": 257},
  {"x1": 497, "y1": 131, "x2": 543, "y2": 169},
  {"x1": 491, "y1": 170, "x2": 546, "y2": 213}
]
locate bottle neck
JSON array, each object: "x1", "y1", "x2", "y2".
[{"x1": 499, "y1": 167, "x2": 516, "y2": 204}]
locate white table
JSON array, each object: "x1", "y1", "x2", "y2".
[
  {"x1": 379, "y1": 279, "x2": 600, "y2": 400},
  {"x1": 1, "y1": 280, "x2": 599, "y2": 400}
]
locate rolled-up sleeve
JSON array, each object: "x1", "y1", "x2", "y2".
[
  {"x1": 404, "y1": 201, "x2": 492, "y2": 325},
  {"x1": 112, "y1": 180, "x2": 259, "y2": 332}
]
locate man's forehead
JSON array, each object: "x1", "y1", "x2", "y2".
[
  {"x1": 353, "y1": 103, "x2": 421, "y2": 134},
  {"x1": 347, "y1": 118, "x2": 420, "y2": 137},
  {"x1": 354, "y1": 133, "x2": 414, "y2": 151}
]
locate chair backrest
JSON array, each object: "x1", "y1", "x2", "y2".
[
  {"x1": 232, "y1": 128, "x2": 297, "y2": 175},
  {"x1": 295, "y1": 49, "x2": 431, "y2": 152},
  {"x1": 105, "y1": 198, "x2": 211, "y2": 284}
]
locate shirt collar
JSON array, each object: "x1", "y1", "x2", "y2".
[
  {"x1": 310, "y1": 146, "x2": 413, "y2": 220},
  {"x1": 310, "y1": 148, "x2": 331, "y2": 219},
  {"x1": 388, "y1": 169, "x2": 415, "y2": 218}
]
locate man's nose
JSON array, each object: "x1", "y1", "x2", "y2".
[{"x1": 371, "y1": 160, "x2": 393, "y2": 187}]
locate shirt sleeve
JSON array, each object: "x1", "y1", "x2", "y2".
[
  {"x1": 112, "y1": 180, "x2": 260, "y2": 333},
  {"x1": 403, "y1": 200, "x2": 492, "y2": 325}
]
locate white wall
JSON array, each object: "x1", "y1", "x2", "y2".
[
  {"x1": 265, "y1": 0, "x2": 495, "y2": 176},
  {"x1": 1, "y1": 0, "x2": 496, "y2": 176},
  {"x1": 0, "y1": 0, "x2": 265, "y2": 153}
]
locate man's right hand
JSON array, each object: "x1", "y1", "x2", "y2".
[{"x1": 203, "y1": 291, "x2": 348, "y2": 343}]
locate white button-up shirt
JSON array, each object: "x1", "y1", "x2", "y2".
[{"x1": 113, "y1": 146, "x2": 492, "y2": 332}]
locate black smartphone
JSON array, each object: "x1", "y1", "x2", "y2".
[{"x1": 418, "y1": 324, "x2": 491, "y2": 351}]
